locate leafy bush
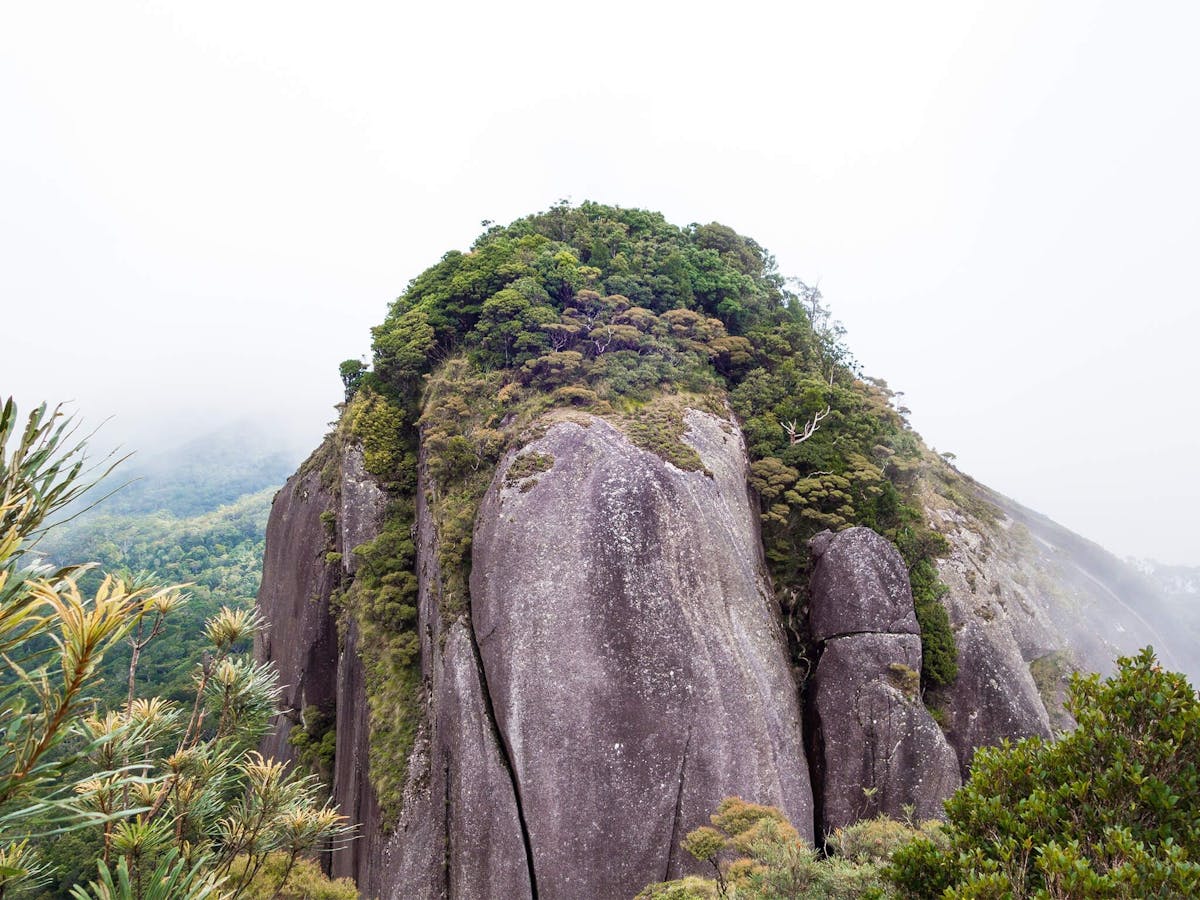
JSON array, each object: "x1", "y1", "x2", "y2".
[
  {"x1": 641, "y1": 797, "x2": 930, "y2": 899},
  {"x1": 888, "y1": 648, "x2": 1200, "y2": 898}
]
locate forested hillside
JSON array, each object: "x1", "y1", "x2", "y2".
[
  {"x1": 32, "y1": 424, "x2": 297, "y2": 711},
  {"x1": 88, "y1": 423, "x2": 298, "y2": 518},
  {"x1": 37, "y1": 488, "x2": 274, "y2": 709}
]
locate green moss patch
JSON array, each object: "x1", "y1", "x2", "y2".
[{"x1": 504, "y1": 451, "x2": 555, "y2": 488}]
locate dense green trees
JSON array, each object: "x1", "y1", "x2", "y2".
[{"x1": 35, "y1": 490, "x2": 273, "y2": 711}]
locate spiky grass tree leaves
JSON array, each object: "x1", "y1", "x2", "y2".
[
  {"x1": 68, "y1": 849, "x2": 226, "y2": 900},
  {"x1": 0, "y1": 401, "x2": 182, "y2": 843},
  {"x1": 0, "y1": 401, "x2": 351, "y2": 896}
]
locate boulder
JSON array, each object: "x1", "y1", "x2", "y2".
[
  {"x1": 809, "y1": 633, "x2": 960, "y2": 830},
  {"x1": 470, "y1": 411, "x2": 812, "y2": 898},
  {"x1": 808, "y1": 527, "x2": 961, "y2": 832},
  {"x1": 808, "y1": 527, "x2": 920, "y2": 641}
]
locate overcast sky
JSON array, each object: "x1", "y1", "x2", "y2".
[{"x1": 3, "y1": 2, "x2": 1197, "y2": 565}]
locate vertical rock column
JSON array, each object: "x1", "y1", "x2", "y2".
[{"x1": 807, "y1": 528, "x2": 961, "y2": 832}]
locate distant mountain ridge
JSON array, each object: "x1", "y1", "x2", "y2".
[{"x1": 82, "y1": 420, "x2": 302, "y2": 519}]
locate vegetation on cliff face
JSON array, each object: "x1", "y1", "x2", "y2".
[
  {"x1": 333, "y1": 202, "x2": 961, "y2": 820},
  {"x1": 636, "y1": 797, "x2": 943, "y2": 899}
]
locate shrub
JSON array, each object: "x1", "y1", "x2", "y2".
[
  {"x1": 888, "y1": 648, "x2": 1200, "y2": 898},
  {"x1": 647, "y1": 798, "x2": 927, "y2": 899}
]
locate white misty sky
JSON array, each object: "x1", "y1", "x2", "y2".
[{"x1": 2, "y1": 2, "x2": 1197, "y2": 564}]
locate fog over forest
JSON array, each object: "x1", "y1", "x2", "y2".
[{"x1": 2, "y1": 1, "x2": 1197, "y2": 564}]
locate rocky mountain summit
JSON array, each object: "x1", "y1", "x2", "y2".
[{"x1": 253, "y1": 204, "x2": 1194, "y2": 898}]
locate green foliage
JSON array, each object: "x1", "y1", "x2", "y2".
[
  {"x1": 340, "y1": 512, "x2": 421, "y2": 827},
  {"x1": 888, "y1": 648, "x2": 1200, "y2": 898},
  {"x1": 1, "y1": 400, "x2": 350, "y2": 899},
  {"x1": 621, "y1": 395, "x2": 721, "y2": 475},
  {"x1": 886, "y1": 664, "x2": 921, "y2": 700},
  {"x1": 224, "y1": 852, "x2": 358, "y2": 899},
  {"x1": 0, "y1": 400, "x2": 157, "y2": 854},
  {"x1": 68, "y1": 849, "x2": 226, "y2": 900},
  {"x1": 634, "y1": 876, "x2": 720, "y2": 899},
  {"x1": 503, "y1": 452, "x2": 554, "y2": 488},
  {"x1": 647, "y1": 797, "x2": 929, "y2": 899},
  {"x1": 330, "y1": 387, "x2": 425, "y2": 827},
  {"x1": 908, "y1": 559, "x2": 958, "y2": 689},
  {"x1": 828, "y1": 816, "x2": 947, "y2": 867},
  {"x1": 338, "y1": 359, "x2": 367, "y2": 402},
  {"x1": 58, "y1": 603, "x2": 352, "y2": 900},
  {"x1": 288, "y1": 705, "x2": 336, "y2": 785},
  {"x1": 344, "y1": 386, "x2": 415, "y2": 488}
]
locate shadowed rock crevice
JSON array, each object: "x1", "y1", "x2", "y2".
[
  {"x1": 468, "y1": 618, "x2": 539, "y2": 898},
  {"x1": 664, "y1": 725, "x2": 693, "y2": 881}
]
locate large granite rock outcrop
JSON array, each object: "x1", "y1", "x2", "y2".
[
  {"x1": 259, "y1": 410, "x2": 810, "y2": 898},
  {"x1": 470, "y1": 411, "x2": 813, "y2": 898},
  {"x1": 807, "y1": 528, "x2": 961, "y2": 831}
]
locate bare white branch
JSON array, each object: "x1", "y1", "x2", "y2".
[{"x1": 783, "y1": 405, "x2": 831, "y2": 446}]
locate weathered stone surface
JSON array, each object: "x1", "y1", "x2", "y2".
[
  {"x1": 436, "y1": 622, "x2": 533, "y2": 900},
  {"x1": 809, "y1": 633, "x2": 960, "y2": 830},
  {"x1": 808, "y1": 528, "x2": 920, "y2": 641},
  {"x1": 935, "y1": 620, "x2": 1052, "y2": 773},
  {"x1": 471, "y1": 410, "x2": 812, "y2": 899},
  {"x1": 255, "y1": 460, "x2": 339, "y2": 763},
  {"x1": 331, "y1": 619, "x2": 385, "y2": 887}
]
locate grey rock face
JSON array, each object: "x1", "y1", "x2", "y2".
[
  {"x1": 254, "y1": 462, "x2": 339, "y2": 764},
  {"x1": 808, "y1": 528, "x2": 960, "y2": 831},
  {"x1": 935, "y1": 620, "x2": 1053, "y2": 773},
  {"x1": 810, "y1": 634, "x2": 960, "y2": 829},
  {"x1": 254, "y1": 444, "x2": 393, "y2": 894},
  {"x1": 809, "y1": 527, "x2": 919, "y2": 641},
  {"x1": 330, "y1": 620, "x2": 384, "y2": 887},
  {"x1": 339, "y1": 442, "x2": 389, "y2": 577},
  {"x1": 471, "y1": 411, "x2": 812, "y2": 899}
]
